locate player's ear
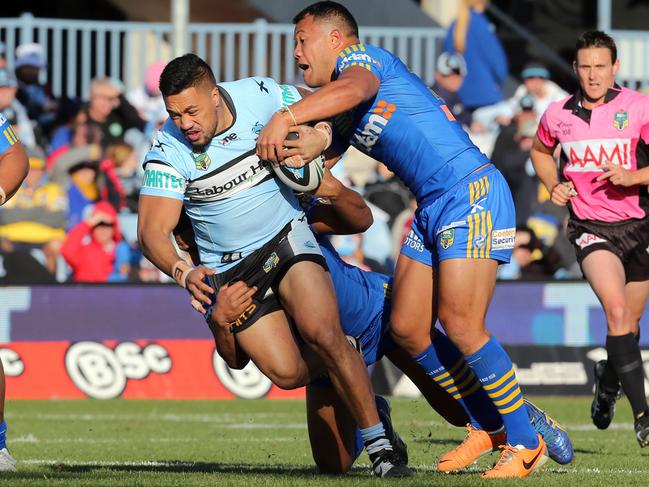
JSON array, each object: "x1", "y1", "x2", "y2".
[
  {"x1": 211, "y1": 85, "x2": 220, "y2": 107},
  {"x1": 612, "y1": 57, "x2": 620, "y2": 76},
  {"x1": 572, "y1": 60, "x2": 577, "y2": 76},
  {"x1": 329, "y1": 29, "x2": 343, "y2": 51}
]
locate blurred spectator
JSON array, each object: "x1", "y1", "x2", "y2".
[
  {"x1": 473, "y1": 62, "x2": 568, "y2": 129},
  {"x1": 430, "y1": 52, "x2": 472, "y2": 127},
  {"x1": 444, "y1": 0, "x2": 508, "y2": 110},
  {"x1": 85, "y1": 77, "x2": 146, "y2": 148},
  {"x1": 106, "y1": 142, "x2": 141, "y2": 211},
  {"x1": 0, "y1": 145, "x2": 67, "y2": 274},
  {"x1": 14, "y1": 43, "x2": 56, "y2": 128},
  {"x1": 48, "y1": 109, "x2": 102, "y2": 169},
  {"x1": 329, "y1": 233, "x2": 388, "y2": 274},
  {"x1": 127, "y1": 62, "x2": 167, "y2": 136},
  {"x1": 491, "y1": 111, "x2": 538, "y2": 224},
  {"x1": 0, "y1": 68, "x2": 35, "y2": 149},
  {"x1": 498, "y1": 226, "x2": 561, "y2": 280},
  {"x1": 363, "y1": 163, "x2": 411, "y2": 228},
  {"x1": 61, "y1": 201, "x2": 131, "y2": 282},
  {"x1": 51, "y1": 144, "x2": 126, "y2": 228},
  {"x1": 0, "y1": 42, "x2": 6, "y2": 69}
]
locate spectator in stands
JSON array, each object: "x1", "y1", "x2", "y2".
[
  {"x1": 50, "y1": 144, "x2": 126, "y2": 228},
  {"x1": 473, "y1": 61, "x2": 568, "y2": 129},
  {"x1": 0, "y1": 42, "x2": 6, "y2": 69},
  {"x1": 61, "y1": 201, "x2": 131, "y2": 282},
  {"x1": 127, "y1": 62, "x2": 167, "y2": 137},
  {"x1": 491, "y1": 104, "x2": 538, "y2": 225},
  {"x1": 498, "y1": 226, "x2": 561, "y2": 280},
  {"x1": 106, "y1": 142, "x2": 141, "y2": 212},
  {"x1": 363, "y1": 163, "x2": 411, "y2": 228},
  {"x1": 431, "y1": 52, "x2": 472, "y2": 127},
  {"x1": 444, "y1": 0, "x2": 508, "y2": 111},
  {"x1": 14, "y1": 43, "x2": 56, "y2": 128},
  {"x1": 0, "y1": 69, "x2": 35, "y2": 149},
  {"x1": 85, "y1": 77, "x2": 146, "y2": 148},
  {"x1": 0, "y1": 145, "x2": 67, "y2": 275}
]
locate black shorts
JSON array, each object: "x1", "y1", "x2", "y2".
[
  {"x1": 205, "y1": 215, "x2": 327, "y2": 333},
  {"x1": 567, "y1": 217, "x2": 649, "y2": 282}
]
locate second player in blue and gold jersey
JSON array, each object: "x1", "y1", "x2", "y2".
[{"x1": 257, "y1": 2, "x2": 548, "y2": 478}]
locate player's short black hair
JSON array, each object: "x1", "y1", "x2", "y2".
[
  {"x1": 293, "y1": 1, "x2": 359, "y2": 38},
  {"x1": 575, "y1": 30, "x2": 617, "y2": 64},
  {"x1": 159, "y1": 53, "x2": 217, "y2": 97}
]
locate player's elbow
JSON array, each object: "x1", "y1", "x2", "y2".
[{"x1": 355, "y1": 207, "x2": 373, "y2": 233}]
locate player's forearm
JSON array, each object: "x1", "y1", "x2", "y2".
[
  {"x1": 531, "y1": 148, "x2": 560, "y2": 192},
  {"x1": 213, "y1": 325, "x2": 250, "y2": 370},
  {"x1": 138, "y1": 225, "x2": 184, "y2": 278},
  {"x1": 289, "y1": 78, "x2": 371, "y2": 124},
  {"x1": 0, "y1": 143, "x2": 29, "y2": 203},
  {"x1": 328, "y1": 186, "x2": 373, "y2": 234},
  {"x1": 631, "y1": 165, "x2": 649, "y2": 186}
]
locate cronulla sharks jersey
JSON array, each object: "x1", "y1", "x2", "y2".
[{"x1": 140, "y1": 77, "x2": 303, "y2": 271}]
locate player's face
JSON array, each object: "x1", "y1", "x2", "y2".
[
  {"x1": 294, "y1": 15, "x2": 339, "y2": 88},
  {"x1": 574, "y1": 47, "x2": 619, "y2": 106},
  {"x1": 164, "y1": 84, "x2": 219, "y2": 150}
]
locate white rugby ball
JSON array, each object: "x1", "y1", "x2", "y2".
[{"x1": 271, "y1": 132, "x2": 325, "y2": 193}]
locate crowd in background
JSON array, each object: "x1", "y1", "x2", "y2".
[{"x1": 0, "y1": 2, "x2": 585, "y2": 283}]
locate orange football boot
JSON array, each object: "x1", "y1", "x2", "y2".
[
  {"x1": 481, "y1": 434, "x2": 547, "y2": 478},
  {"x1": 437, "y1": 424, "x2": 507, "y2": 473}
]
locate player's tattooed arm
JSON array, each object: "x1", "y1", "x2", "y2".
[{"x1": 309, "y1": 170, "x2": 373, "y2": 235}]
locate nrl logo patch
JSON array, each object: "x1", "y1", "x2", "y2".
[
  {"x1": 192, "y1": 151, "x2": 212, "y2": 171},
  {"x1": 613, "y1": 110, "x2": 628, "y2": 130},
  {"x1": 440, "y1": 228, "x2": 455, "y2": 249},
  {"x1": 263, "y1": 252, "x2": 280, "y2": 273}
]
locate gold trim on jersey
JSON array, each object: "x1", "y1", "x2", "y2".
[{"x1": 3, "y1": 126, "x2": 18, "y2": 146}]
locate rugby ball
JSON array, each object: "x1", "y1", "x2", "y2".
[{"x1": 271, "y1": 132, "x2": 325, "y2": 193}]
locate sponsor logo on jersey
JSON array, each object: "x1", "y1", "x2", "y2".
[
  {"x1": 251, "y1": 121, "x2": 264, "y2": 135},
  {"x1": 186, "y1": 155, "x2": 272, "y2": 202},
  {"x1": 219, "y1": 133, "x2": 238, "y2": 146},
  {"x1": 562, "y1": 138, "x2": 631, "y2": 172},
  {"x1": 255, "y1": 79, "x2": 269, "y2": 94},
  {"x1": 221, "y1": 252, "x2": 242, "y2": 264},
  {"x1": 142, "y1": 165, "x2": 186, "y2": 194},
  {"x1": 439, "y1": 228, "x2": 455, "y2": 249},
  {"x1": 352, "y1": 100, "x2": 396, "y2": 154},
  {"x1": 279, "y1": 84, "x2": 298, "y2": 108},
  {"x1": 613, "y1": 110, "x2": 629, "y2": 130},
  {"x1": 557, "y1": 121, "x2": 572, "y2": 136},
  {"x1": 403, "y1": 229, "x2": 425, "y2": 253},
  {"x1": 263, "y1": 252, "x2": 279, "y2": 273},
  {"x1": 191, "y1": 151, "x2": 212, "y2": 170},
  {"x1": 491, "y1": 228, "x2": 515, "y2": 250},
  {"x1": 304, "y1": 240, "x2": 316, "y2": 249},
  {"x1": 338, "y1": 45, "x2": 381, "y2": 71},
  {"x1": 575, "y1": 232, "x2": 607, "y2": 249}
]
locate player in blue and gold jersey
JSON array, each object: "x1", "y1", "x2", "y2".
[
  {"x1": 257, "y1": 1, "x2": 546, "y2": 478},
  {"x1": 0, "y1": 113, "x2": 30, "y2": 471}
]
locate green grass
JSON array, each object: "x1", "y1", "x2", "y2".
[{"x1": 2, "y1": 396, "x2": 648, "y2": 486}]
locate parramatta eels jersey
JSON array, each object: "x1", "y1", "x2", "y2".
[
  {"x1": 0, "y1": 114, "x2": 19, "y2": 155},
  {"x1": 140, "y1": 77, "x2": 303, "y2": 271},
  {"x1": 332, "y1": 43, "x2": 489, "y2": 204}
]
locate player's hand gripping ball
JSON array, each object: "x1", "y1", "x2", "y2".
[{"x1": 271, "y1": 132, "x2": 325, "y2": 193}]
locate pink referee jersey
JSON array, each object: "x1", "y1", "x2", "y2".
[{"x1": 537, "y1": 86, "x2": 649, "y2": 222}]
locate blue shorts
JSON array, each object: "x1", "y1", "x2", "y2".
[{"x1": 401, "y1": 164, "x2": 515, "y2": 267}]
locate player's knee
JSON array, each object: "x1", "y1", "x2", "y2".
[
  {"x1": 301, "y1": 324, "x2": 343, "y2": 358},
  {"x1": 604, "y1": 302, "x2": 628, "y2": 332},
  {"x1": 266, "y1": 366, "x2": 306, "y2": 390}
]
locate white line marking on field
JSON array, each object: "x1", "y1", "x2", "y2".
[
  {"x1": 17, "y1": 460, "x2": 649, "y2": 476},
  {"x1": 13, "y1": 437, "x2": 300, "y2": 444}
]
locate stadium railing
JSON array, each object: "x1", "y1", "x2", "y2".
[{"x1": 0, "y1": 13, "x2": 447, "y2": 100}]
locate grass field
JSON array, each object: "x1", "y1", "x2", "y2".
[{"x1": 3, "y1": 396, "x2": 648, "y2": 486}]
